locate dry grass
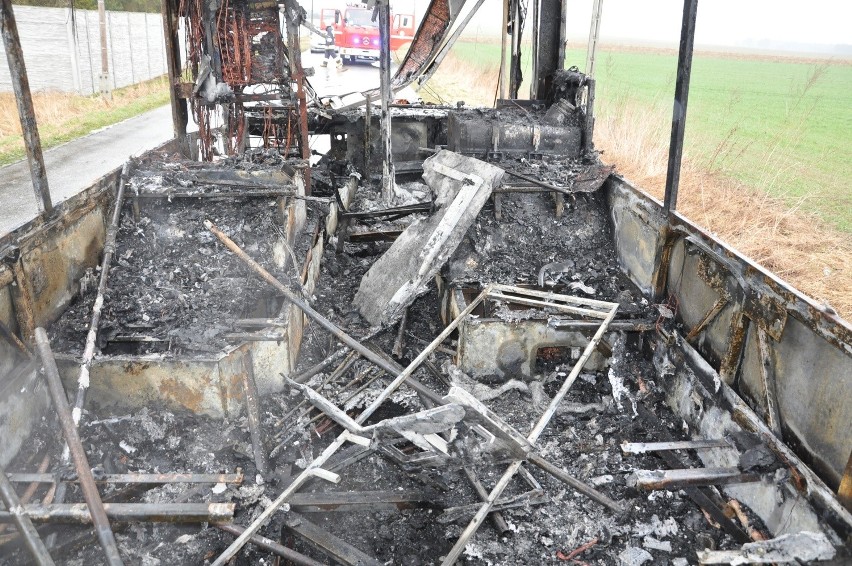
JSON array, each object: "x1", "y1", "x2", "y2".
[
  {"x1": 421, "y1": 55, "x2": 852, "y2": 319},
  {"x1": 416, "y1": 54, "x2": 500, "y2": 106},
  {"x1": 0, "y1": 76, "x2": 170, "y2": 165},
  {"x1": 596, "y1": 97, "x2": 852, "y2": 318}
]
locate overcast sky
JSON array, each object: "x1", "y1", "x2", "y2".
[
  {"x1": 302, "y1": 1, "x2": 850, "y2": 51},
  {"x1": 561, "y1": 0, "x2": 852, "y2": 46}
]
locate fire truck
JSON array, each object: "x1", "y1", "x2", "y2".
[{"x1": 318, "y1": 3, "x2": 415, "y2": 63}]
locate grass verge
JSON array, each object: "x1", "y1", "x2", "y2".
[
  {"x1": 0, "y1": 76, "x2": 171, "y2": 167},
  {"x1": 418, "y1": 49, "x2": 852, "y2": 319},
  {"x1": 435, "y1": 41, "x2": 852, "y2": 232}
]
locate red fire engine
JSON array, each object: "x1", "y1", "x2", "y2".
[{"x1": 319, "y1": 3, "x2": 415, "y2": 63}]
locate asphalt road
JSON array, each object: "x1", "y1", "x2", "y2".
[
  {"x1": 0, "y1": 105, "x2": 175, "y2": 237},
  {"x1": 303, "y1": 48, "x2": 419, "y2": 100},
  {"x1": 0, "y1": 50, "x2": 416, "y2": 237}
]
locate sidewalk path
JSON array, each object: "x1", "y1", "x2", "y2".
[{"x1": 0, "y1": 105, "x2": 175, "y2": 236}]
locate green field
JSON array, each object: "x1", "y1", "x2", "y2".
[{"x1": 445, "y1": 42, "x2": 852, "y2": 232}]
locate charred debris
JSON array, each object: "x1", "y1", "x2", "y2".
[{"x1": 1, "y1": 0, "x2": 850, "y2": 565}]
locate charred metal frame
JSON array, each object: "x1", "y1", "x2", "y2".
[
  {"x1": 160, "y1": 0, "x2": 187, "y2": 141},
  {"x1": 206, "y1": 274, "x2": 620, "y2": 564},
  {"x1": 0, "y1": 462, "x2": 54, "y2": 565},
  {"x1": 0, "y1": 0, "x2": 52, "y2": 215}
]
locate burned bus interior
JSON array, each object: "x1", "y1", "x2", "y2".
[{"x1": 0, "y1": 0, "x2": 850, "y2": 564}]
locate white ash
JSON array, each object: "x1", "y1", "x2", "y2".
[
  {"x1": 618, "y1": 546, "x2": 654, "y2": 566},
  {"x1": 643, "y1": 535, "x2": 673, "y2": 552}
]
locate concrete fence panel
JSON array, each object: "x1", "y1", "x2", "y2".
[{"x1": 0, "y1": 5, "x2": 168, "y2": 95}]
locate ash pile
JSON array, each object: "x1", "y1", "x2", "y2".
[
  {"x1": 48, "y1": 150, "x2": 318, "y2": 357},
  {"x1": 2, "y1": 148, "x2": 841, "y2": 566}
]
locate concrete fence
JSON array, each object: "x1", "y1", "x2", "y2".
[{"x1": 0, "y1": 5, "x2": 168, "y2": 95}]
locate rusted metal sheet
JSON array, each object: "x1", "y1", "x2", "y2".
[
  {"x1": 607, "y1": 177, "x2": 666, "y2": 296},
  {"x1": 606, "y1": 174, "x2": 852, "y2": 495},
  {"x1": 456, "y1": 316, "x2": 609, "y2": 380},
  {"x1": 661, "y1": 332, "x2": 851, "y2": 542},
  {"x1": 391, "y1": 0, "x2": 453, "y2": 88}
]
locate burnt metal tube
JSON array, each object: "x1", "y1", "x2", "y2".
[
  {"x1": 0, "y1": 463, "x2": 55, "y2": 565},
  {"x1": 290, "y1": 346, "x2": 351, "y2": 384},
  {"x1": 463, "y1": 468, "x2": 510, "y2": 535},
  {"x1": 216, "y1": 524, "x2": 324, "y2": 566},
  {"x1": 503, "y1": 169, "x2": 575, "y2": 197},
  {"x1": 6, "y1": 471, "x2": 244, "y2": 485},
  {"x1": 205, "y1": 219, "x2": 437, "y2": 400},
  {"x1": 0, "y1": 503, "x2": 235, "y2": 524},
  {"x1": 33, "y1": 328, "x2": 124, "y2": 566},
  {"x1": 72, "y1": 161, "x2": 131, "y2": 427}
]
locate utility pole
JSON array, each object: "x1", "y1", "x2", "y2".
[
  {"x1": 97, "y1": 0, "x2": 111, "y2": 98},
  {"x1": 0, "y1": 0, "x2": 52, "y2": 214}
]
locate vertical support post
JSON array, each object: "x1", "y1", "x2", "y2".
[
  {"x1": 557, "y1": 0, "x2": 568, "y2": 68},
  {"x1": 160, "y1": 0, "x2": 187, "y2": 141},
  {"x1": 498, "y1": 0, "x2": 509, "y2": 101},
  {"x1": 284, "y1": 0, "x2": 312, "y2": 194},
  {"x1": 532, "y1": 0, "x2": 565, "y2": 100},
  {"x1": 508, "y1": 0, "x2": 522, "y2": 99},
  {"x1": 126, "y1": 12, "x2": 135, "y2": 85},
  {"x1": 528, "y1": 0, "x2": 539, "y2": 100},
  {"x1": 0, "y1": 0, "x2": 52, "y2": 215},
  {"x1": 241, "y1": 352, "x2": 270, "y2": 478},
  {"x1": 719, "y1": 312, "x2": 748, "y2": 385},
  {"x1": 66, "y1": 7, "x2": 82, "y2": 93},
  {"x1": 377, "y1": 0, "x2": 394, "y2": 203},
  {"x1": 756, "y1": 327, "x2": 782, "y2": 438},
  {"x1": 583, "y1": 78, "x2": 596, "y2": 152},
  {"x1": 363, "y1": 93, "x2": 372, "y2": 180},
  {"x1": 143, "y1": 13, "x2": 151, "y2": 81},
  {"x1": 97, "y1": 0, "x2": 111, "y2": 97},
  {"x1": 585, "y1": 0, "x2": 603, "y2": 78},
  {"x1": 107, "y1": 11, "x2": 117, "y2": 90},
  {"x1": 663, "y1": 0, "x2": 698, "y2": 215}
]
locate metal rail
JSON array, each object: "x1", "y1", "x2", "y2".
[
  {"x1": 34, "y1": 329, "x2": 123, "y2": 566},
  {"x1": 0, "y1": 463, "x2": 54, "y2": 565}
]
